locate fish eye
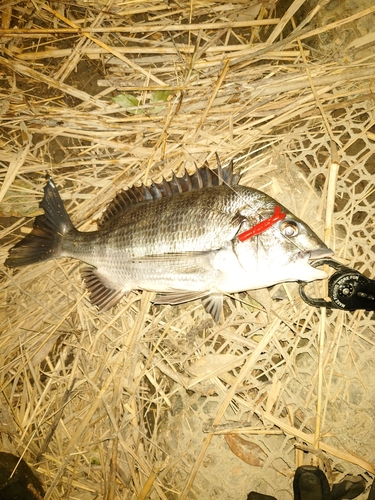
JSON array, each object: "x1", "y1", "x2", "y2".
[{"x1": 280, "y1": 220, "x2": 299, "y2": 237}]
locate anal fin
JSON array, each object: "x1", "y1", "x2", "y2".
[{"x1": 81, "y1": 267, "x2": 127, "y2": 312}]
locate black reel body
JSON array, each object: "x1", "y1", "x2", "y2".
[{"x1": 299, "y1": 259, "x2": 375, "y2": 311}]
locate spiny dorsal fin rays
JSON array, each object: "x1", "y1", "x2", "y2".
[{"x1": 98, "y1": 158, "x2": 240, "y2": 227}]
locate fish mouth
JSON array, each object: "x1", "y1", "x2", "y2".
[{"x1": 307, "y1": 248, "x2": 334, "y2": 260}]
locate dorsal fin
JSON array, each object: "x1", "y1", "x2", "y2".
[{"x1": 98, "y1": 157, "x2": 240, "y2": 226}]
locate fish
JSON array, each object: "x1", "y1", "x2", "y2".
[{"x1": 4, "y1": 160, "x2": 333, "y2": 322}]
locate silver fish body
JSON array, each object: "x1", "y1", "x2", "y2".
[{"x1": 5, "y1": 163, "x2": 333, "y2": 322}]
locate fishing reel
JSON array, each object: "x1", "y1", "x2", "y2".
[{"x1": 299, "y1": 259, "x2": 375, "y2": 311}]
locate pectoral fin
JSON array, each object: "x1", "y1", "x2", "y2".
[{"x1": 81, "y1": 267, "x2": 128, "y2": 311}]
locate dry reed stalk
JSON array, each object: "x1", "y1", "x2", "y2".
[
  {"x1": 266, "y1": 0, "x2": 308, "y2": 44},
  {"x1": 0, "y1": 19, "x2": 280, "y2": 36},
  {"x1": 312, "y1": 149, "x2": 340, "y2": 457},
  {"x1": 16, "y1": 47, "x2": 309, "y2": 61}
]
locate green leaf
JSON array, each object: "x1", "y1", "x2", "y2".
[
  {"x1": 112, "y1": 93, "x2": 142, "y2": 114},
  {"x1": 150, "y1": 90, "x2": 171, "y2": 103},
  {"x1": 149, "y1": 90, "x2": 171, "y2": 114}
]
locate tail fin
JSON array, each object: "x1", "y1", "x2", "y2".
[{"x1": 5, "y1": 177, "x2": 77, "y2": 267}]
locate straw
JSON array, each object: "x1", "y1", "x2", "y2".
[{"x1": 1, "y1": 1, "x2": 375, "y2": 498}]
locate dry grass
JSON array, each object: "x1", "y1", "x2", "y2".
[{"x1": 1, "y1": 0, "x2": 375, "y2": 498}]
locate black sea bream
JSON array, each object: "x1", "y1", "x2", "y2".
[{"x1": 5, "y1": 162, "x2": 333, "y2": 322}]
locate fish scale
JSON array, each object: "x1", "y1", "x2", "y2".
[{"x1": 5, "y1": 162, "x2": 333, "y2": 322}]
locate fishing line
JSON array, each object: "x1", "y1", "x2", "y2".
[
  {"x1": 118, "y1": 78, "x2": 269, "y2": 212},
  {"x1": 121, "y1": 72, "x2": 300, "y2": 244},
  {"x1": 131, "y1": 102, "x2": 306, "y2": 254}
]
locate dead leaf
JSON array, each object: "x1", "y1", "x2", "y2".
[{"x1": 224, "y1": 434, "x2": 267, "y2": 466}]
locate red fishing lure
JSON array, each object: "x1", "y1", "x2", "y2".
[{"x1": 238, "y1": 205, "x2": 286, "y2": 242}]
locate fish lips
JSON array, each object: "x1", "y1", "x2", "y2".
[
  {"x1": 301, "y1": 247, "x2": 334, "y2": 280},
  {"x1": 308, "y1": 248, "x2": 334, "y2": 260}
]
